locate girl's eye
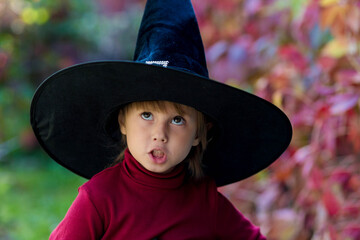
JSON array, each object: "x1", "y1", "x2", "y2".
[
  {"x1": 141, "y1": 112, "x2": 153, "y2": 120},
  {"x1": 172, "y1": 116, "x2": 185, "y2": 125}
]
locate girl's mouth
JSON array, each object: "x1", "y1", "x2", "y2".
[{"x1": 149, "y1": 149, "x2": 167, "y2": 164}]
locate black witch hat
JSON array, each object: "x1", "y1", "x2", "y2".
[{"x1": 30, "y1": 0, "x2": 292, "y2": 186}]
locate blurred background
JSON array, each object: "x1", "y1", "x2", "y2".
[{"x1": 0, "y1": 0, "x2": 359, "y2": 239}]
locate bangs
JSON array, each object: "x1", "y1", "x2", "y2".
[{"x1": 127, "y1": 101, "x2": 186, "y2": 115}]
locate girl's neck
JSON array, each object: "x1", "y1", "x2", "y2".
[{"x1": 123, "y1": 149, "x2": 186, "y2": 189}]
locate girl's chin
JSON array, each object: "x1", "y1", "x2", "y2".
[{"x1": 147, "y1": 165, "x2": 175, "y2": 174}]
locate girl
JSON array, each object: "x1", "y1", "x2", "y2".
[{"x1": 30, "y1": 0, "x2": 292, "y2": 239}]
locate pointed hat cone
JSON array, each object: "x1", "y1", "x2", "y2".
[{"x1": 134, "y1": 0, "x2": 208, "y2": 78}]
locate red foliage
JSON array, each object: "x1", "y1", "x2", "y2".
[{"x1": 198, "y1": 0, "x2": 360, "y2": 239}]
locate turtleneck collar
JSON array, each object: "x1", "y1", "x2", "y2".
[{"x1": 122, "y1": 148, "x2": 186, "y2": 189}]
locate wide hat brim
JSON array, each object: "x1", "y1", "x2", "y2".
[{"x1": 31, "y1": 60, "x2": 292, "y2": 186}]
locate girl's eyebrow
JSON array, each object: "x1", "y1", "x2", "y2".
[{"x1": 138, "y1": 107, "x2": 186, "y2": 116}]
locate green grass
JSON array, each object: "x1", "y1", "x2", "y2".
[{"x1": 0, "y1": 155, "x2": 86, "y2": 239}]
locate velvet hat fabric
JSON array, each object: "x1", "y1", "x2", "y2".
[{"x1": 30, "y1": 0, "x2": 292, "y2": 186}]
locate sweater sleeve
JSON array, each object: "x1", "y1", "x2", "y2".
[
  {"x1": 215, "y1": 192, "x2": 266, "y2": 240},
  {"x1": 49, "y1": 186, "x2": 104, "y2": 240}
]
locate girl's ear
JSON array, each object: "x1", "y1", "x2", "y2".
[
  {"x1": 192, "y1": 137, "x2": 200, "y2": 146},
  {"x1": 118, "y1": 114, "x2": 126, "y2": 135}
]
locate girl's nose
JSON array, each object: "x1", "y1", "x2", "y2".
[
  {"x1": 153, "y1": 136, "x2": 167, "y2": 143},
  {"x1": 152, "y1": 122, "x2": 168, "y2": 143}
]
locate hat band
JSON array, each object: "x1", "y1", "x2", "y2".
[{"x1": 145, "y1": 60, "x2": 169, "y2": 67}]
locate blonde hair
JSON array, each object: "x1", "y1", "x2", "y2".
[{"x1": 112, "y1": 101, "x2": 208, "y2": 181}]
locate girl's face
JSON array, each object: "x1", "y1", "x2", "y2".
[{"x1": 119, "y1": 102, "x2": 200, "y2": 174}]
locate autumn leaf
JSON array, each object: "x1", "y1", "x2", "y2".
[
  {"x1": 317, "y1": 56, "x2": 337, "y2": 72},
  {"x1": 329, "y1": 93, "x2": 359, "y2": 115},
  {"x1": 272, "y1": 90, "x2": 283, "y2": 109},
  {"x1": 320, "y1": 4, "x2": 348, "y2": 29},
  {"x1": 345, "y1": 7, "x2": 360, "y2": 34},
  {"x1": 330, "y1": 168, "x2": 352, "y2": 192},
  {"x1": 309, "y1": 167, "x2": 324, "y2": 190},
  {"x1": 347, "y1": 110, "x2": 360, "y2": 153},
  {"x1": 343, "y1": 223, "x2": 360, "y2": 240},
  {"x1": 335, "y1": 69, "x2": 360, "y2": 86},
  {"x1": 322, "y1": 38, "x2": 348, "y2": 58},
  {"x1": 320, "y1": 0, "x2": 339, "y2": 7},
  {"x1": 322, "y1": 190, "x2": 341, "y2": 217},
  {"x1": 342, "y1": 203, "x2": 360, "y2": 218},
  {"x1": 278, "y1": 45, "x2": 308, "y2": 71}
]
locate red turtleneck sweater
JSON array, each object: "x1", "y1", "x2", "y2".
[{"x1": 50, "y1": 149, "x2": 266, "y2": 239}]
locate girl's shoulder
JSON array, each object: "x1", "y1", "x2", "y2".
[
  {"x1": 80, "y1": 163, "x2": 124, "y2": 195},
  {"x1": 185, "y1": 175, "x2": 219, "y2": 199}
]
